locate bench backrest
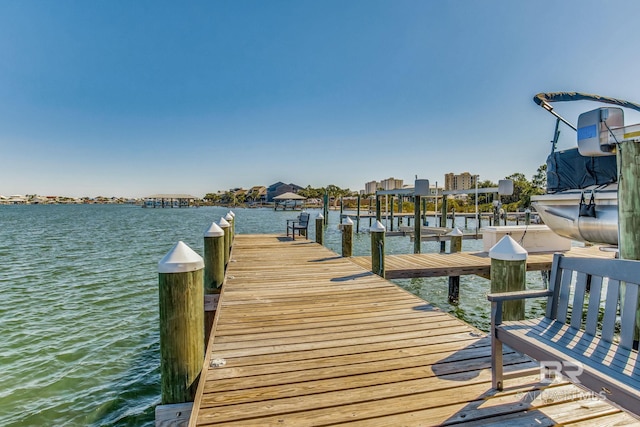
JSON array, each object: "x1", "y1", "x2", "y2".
[
  {"x1": 298, "y1": 213, "x2": 310, "y2": 226},
  {"x1": 547, "y1": 253, "x2": 640, "y2": 350}
]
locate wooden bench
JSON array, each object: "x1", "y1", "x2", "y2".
[
  {"x1": 488, "y1": 253, "x2": 640, "y2": 416},
  {"x1": 286, "y1": 212, "x2": 310, "y2": 240}
]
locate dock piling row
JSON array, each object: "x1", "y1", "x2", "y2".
[{"x1": 156, "y1": 211, "x2": 236, "y2": 425}]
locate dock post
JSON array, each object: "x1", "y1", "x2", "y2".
[
  {"x1": 341, "y1": 217, "x2": 353, "y2": 257},
  {"x1": 203, "y1": 223, "x2": 225, "y2": 344},
  {"x1": 219, "y1": 217, "x2": 231, "y2": 266},
  {"x1": 414, "y1": 196, "x2": 421, "y2": 254},
  {"x1": 389, "y1": 196, "x2": 394, "y2": 231},
  {"x1": 398, "y1": 195, "x2": 403, "y2": 225},
  {"x1": 448, "y1": 228, "x2": 463, "y2": 304},
  {"x1": 225, "y1": 212, "x2": 235, "y2": 244},
  {"x1": 451, "y1": 208, "x2": 456, "y2": 228},
  {"x1": 371, "y1": 220, "x2": 385, "y2": 278},
  {"x1": 157, "y1": 241, "x2": 204, "y2": 405},
  {"x1": 323, "y1": 192, "x2": 329, "y2": 225},
  {"x1": 339, "y1": 196, "x2": 344, "y2": 224},
  {"x1": 356, "y1": 194, "x2": 361, "y2": 233},
  {"x1": 464, "y1": 215, "x2": 468, "y2": 228},
  {"x1": 489, "y1": 235, "x2": 527, "y2": 321},
  {"x1": 525, "y1": 208, "x2": 531, "y2": 225},
  {"x1": 439, "y1": 196, "x2": 448, "y2": 253},
  {"x1": 617, "y1": 139, "x2": 640, "y2": 341},
  {"x1": 228, "y1": 210, "x2": 236, "y2": 235},
  {"x1": 375, "y1": 195, "x2": 381, "y2": 223},
  {"x1": 315, "y1": 213, "x2": 324, "y2": 245},
  {"x1": 414, "y1": 179, "x2": 429, "y2": 254}
]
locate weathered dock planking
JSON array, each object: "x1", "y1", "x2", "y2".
[
  {"x1": 189, "y1": 235, "x2": 636, "y2": 426},
  {"x1": 349, "y1": 245, "x2": 615, "y2": 279}
]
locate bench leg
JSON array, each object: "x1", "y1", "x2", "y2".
[{"x1": 491, "y1": 333, "x2": 503, "y2": 390}]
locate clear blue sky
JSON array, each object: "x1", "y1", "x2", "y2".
[{"x1": 3, "y1": 0, "x2": 640, "y2": 198}]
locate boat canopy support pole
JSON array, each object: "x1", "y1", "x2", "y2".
[{"x1": 551, "y1": 117, "x2": 561, "y2": 154}]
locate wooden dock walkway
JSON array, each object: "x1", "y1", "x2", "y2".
[
  {"x1": 189, "y1": 235, "x2": 636, "y2": 426},
  {"x1": 349, "y1": 245, "x2": 615, "y2": 280}
]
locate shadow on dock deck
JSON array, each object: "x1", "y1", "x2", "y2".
[{"x1": 189, "y1": 235, "x2": 636, "y2": 426}]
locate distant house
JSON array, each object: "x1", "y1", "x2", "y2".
[
  {"x1": 266, "y1": 182, "x2": 303, "y2": 202},
  {"x1": 247, "y1": 186, "x2": 267, "y2": 203}
]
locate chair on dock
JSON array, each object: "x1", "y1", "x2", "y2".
[{"x1": 286, "y1": 212, "x2": 310, "y2": 240}]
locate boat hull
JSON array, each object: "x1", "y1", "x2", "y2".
[{"x1": 531, "y1": 184, "x2": 618, "y2": 245}]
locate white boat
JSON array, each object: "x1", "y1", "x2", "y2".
[
  {"x1": 532, "y1": 182, "x2": 618, "y2": 244},
  {"x1": 530, "y1": 92, "x2": 640, "y2": 246}
]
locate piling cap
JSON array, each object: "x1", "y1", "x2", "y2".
[
  {"x1": 219, "y1": 217, "x2": 230, "y2": 227},
  {"x1": 489, "y1": 235, "x2": 528, "y2": 261},
  {"x1": 448, "y1": 227, "x2": 464, "y2": 236},
  {"x1": 158, "y1": 241, "x2": 204, "y2": 273},
  {"x1": 370, "y1": 220, "x2": 386, "y2": 233},
  {"x1": 344, "y1": 216, "x2": 354, "y2": 225},
  {"x1": 204, "y1": 222, "x2": 224, "y2": 237},
  {"x1": 317, "y1": 213, "x2": 324, "y2": 219},
  {"x1": 229, "y1": 210, "x2": 235, "y2": 217},
  {"x1": 225, "y1": 212, "x2": 233, "y2": 221}
]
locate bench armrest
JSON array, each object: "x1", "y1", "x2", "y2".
[
  {"x1": 487, "y1": 289, "x2": 552, "y2": 302},
  {"x1": 489, "y1": 289, "x2": 552, "y2": 327}
]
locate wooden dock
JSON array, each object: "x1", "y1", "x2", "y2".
[
  {"x1": 189, "y1": 235, "x2": 636, "y2": 426},
  {"x1": 349, "y1": 245, "x2": 615, "y2": 280}
]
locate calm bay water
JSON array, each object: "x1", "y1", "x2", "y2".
[{"x1": 0, "y1": 204, "x2": 547, "y2": 426}]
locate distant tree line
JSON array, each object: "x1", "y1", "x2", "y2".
[{"x1": 203, "y1": 164, "x2": 547, "y2": 211}]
